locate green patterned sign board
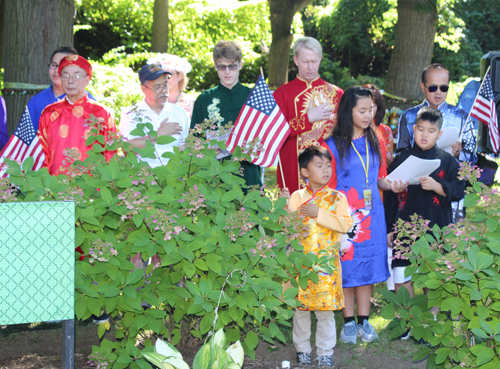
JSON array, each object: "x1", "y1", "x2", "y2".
[{"x1": 0, "y1": 201, "x2": 75, "y2": 325}]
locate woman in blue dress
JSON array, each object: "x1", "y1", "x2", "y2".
[{"x1": 322, "y1": 86, "x2": 408, "y2": 344}]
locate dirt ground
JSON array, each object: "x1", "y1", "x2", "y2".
[{"x1": 0, "y1": 318, "x2": 427, "y2": 369}]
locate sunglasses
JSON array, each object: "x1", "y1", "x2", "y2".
[
  {"x1": 424, "y1": 84, "x2": 449, "y2": 93},
  {"x1": 215, "y1": 63, "x2": 239, "y2": 71}
]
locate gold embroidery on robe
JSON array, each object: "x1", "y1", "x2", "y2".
[
  {"x1": 72, "y1": 105, "x2": 84, "y2": 118},
  {"x1": 297, "y1": 86, "x2": 339, "y2": 151},
  {"x1": 58, "y1": 125, "x2": 69, "y2": 138}
]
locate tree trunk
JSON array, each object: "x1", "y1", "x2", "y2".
[
  {"x1": 0, "y1": 0, "x2": 5, "y2": 69},
  {"x1": 268, "y1": 0, "x2": 312, "y2": 87},
  {"x1": 151, "y1": 0, "x2": 169, "y2": 53},
  {"x1": 385, "y1": 0, "x2": 437, "y2": 102},
  {"x1": 3, "y1": 0, "x2": 73, "y2": 135}
]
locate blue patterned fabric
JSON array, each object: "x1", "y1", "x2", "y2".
[
  {"x1": 323, "y1": 136, "x2": 390, "y2": 288},
  {"x1": 397, "y1": 100, "x2": 477, "y2": 163}
]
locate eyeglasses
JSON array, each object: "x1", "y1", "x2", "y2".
[
  {"x1": 143, "y1": 82, "x2": 170, "y2": 94},
  {"x1": 424, "y1": 84, "x2": 449, "y2": 93},
  {"x1": 48, "y1": 62, "x2": 59, "y2": 70},
  {"x1": 215, "y1": 63, "x2": 239, "y2": 71},
  {"x1": 61, "y1": 73, "x2": 88, "y2": 81}
]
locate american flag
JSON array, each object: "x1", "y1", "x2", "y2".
[
  {"x1": 470, "y1": 73, "x2": 499, "y2": 153},
  {"x1": 226, "y1": 75, "x2": 290, "y2": 167},
  {"x1": 0, "y1": 107, "x2": 44, "y2": 177}
]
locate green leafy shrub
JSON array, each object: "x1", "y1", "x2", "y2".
[
  {"x1": 380, "y1": 163, "x2": 500, "y2": 368},
  {"x1": 87, "y1": 61, "x2": 143, "y2": 124},
  {"x1": 0, "y1": 120, "x2": 328, "y2": 368}
]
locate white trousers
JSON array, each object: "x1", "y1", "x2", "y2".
[
  {"x1": 293, "y1": 309, "x2": 336, "y2": 356},
  {"x1": 386, "y1": 247, "x2": 395, "y2": 290}
]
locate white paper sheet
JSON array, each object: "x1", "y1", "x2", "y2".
[
  {"x1": 387, "y1": 155, "x2": 441, "y2": 185},
  {"x1": 436, "y1": 126, "x2": 459, "y2": 154}
]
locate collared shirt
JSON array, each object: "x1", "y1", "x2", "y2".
[
  {"x1": 190, "y1": 82, "x2": 262, "y2": 187},
  {"x1": 396, "y1": 100, "x2": 477, "y2": 162},
  {"x1": 190, "y1": 82, "x2": 251, "y2": 129},
  {"x1": 119, "y1": 98, "x2": 189, "y2": 167},
  {"x1": 27, "y1": 84, "x2": 94, "y2": 132}
]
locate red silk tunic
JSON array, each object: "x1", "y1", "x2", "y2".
[
  {"x1": 38, "y1": 95, "x2": 116, "y2": 175},
  {"x1": 274, "y1": 76, "x2": 343, "y2": 193}
]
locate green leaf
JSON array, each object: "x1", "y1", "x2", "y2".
[
  {"x1": 99, "y1": 187, "x2": 113, "y2": 204},
  {"x1": 477, "y1": 305, "x2": 490, "y2": 319},
  {"x1": 245, "y1": 331, "x2": 259, "y2": 350},
  {"x1": 486, "y1": 217, "x2": 498, "y2": 232},
  {"x1": 470, "y1": 344, "x2": 494, "y2": 365},
  {"x1": 132, "y1": 213, "x2": 143, "y2": 228},
  {"x1": 413, "y1": 347, "x2": 431, "y2": 362},
  {"x1": 464, "y1": 193, "x2": 480, "y2": 207},
  {"x1": 141, "y1": 353, "x2": 168, "y2": 368},
  {"x1": 480, "y1": 319, "x2": 493, "y2": 335},
  {"x1": 424, "y1": 279, "x2": 442, "y2": 289},
  {"x1": 126, "y1": 269, "x2": 144, "y2": 285},
  {"x1": 156, "y1": 135, "x2": 176, "y2": 145},
  {"x1": 435, "y1": 347, "x2": 451, "y2": 365},
  {"x1": 192, "y1": 343, "x2": 210, "y2": 369},
  {"x1": 97, "y1": 322, "x2": 107, "y2": 339},
  {"x1": 183, "y1": 261, "x2": 196, "y2": 278},
  {"x1": 22, "y1": 156, "x2": 35, "y2": 172},
  {"x1": 455, "y1": 269, "x2": 473, "y2": 281},
  {"x1": 397, "y1": 285, "x2": 411, "y2": 307},
  {"x1": 471, "y1": 328, "x2": 489, "y2": 339}
]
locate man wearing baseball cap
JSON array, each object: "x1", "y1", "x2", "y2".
[
  {"x1": 119, "y1": 62, "x2": 189, "y2": 167},
  {"x1": 37, "y1": 55, "x2": 117, "y2": 175}
]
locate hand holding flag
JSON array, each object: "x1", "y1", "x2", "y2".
[{"x1": 226, "y1": 75, "x2": 290, "y2": 168}]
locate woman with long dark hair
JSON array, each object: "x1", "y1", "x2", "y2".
[
  {"x1": 363, "y1": 84, "x2": 393, "y2": 166},
  {"x1": 322, "y1": 86, "x2": 407, "y2": 344}
]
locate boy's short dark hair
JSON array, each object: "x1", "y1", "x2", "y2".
[
  {"x1": 415, "y1": 107, "x2": 443, "y2": 129},
  {"x1": 298, "y1": 146, "x2": 332, "y2": 170},
  {"x1": 49, "y1": 47, "x2": 78, "y2": 63},
  {"x1": 213, "y1": 41, "x2": 242, "y2": 63}
]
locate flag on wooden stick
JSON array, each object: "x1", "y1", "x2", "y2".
[
  {"x1": 470, "y1": 73, "x2": 499, "y2": 153},
  {"x1": 226, "y1": 75, "x2": 290, "y2": 167}
]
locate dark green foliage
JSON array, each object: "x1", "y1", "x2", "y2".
[{"x1": 314, "y1": 0, "x2": 392, "y2": 77}]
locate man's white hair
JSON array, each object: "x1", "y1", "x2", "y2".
[{"x1": 293, "y1": 37, "x2": 322, "y2": 58}]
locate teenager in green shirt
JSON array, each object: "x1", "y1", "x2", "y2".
[{"x1": 191, "y1": 41, "x2": 262, "y2": 187}]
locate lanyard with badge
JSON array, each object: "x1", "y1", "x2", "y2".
[{"x1": 351, "y1": 137, "x2": 373, "y2": 210}]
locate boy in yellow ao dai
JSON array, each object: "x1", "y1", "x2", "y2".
[{"x1": 282, "y1": 146, "x2": 352, "y2": 365}]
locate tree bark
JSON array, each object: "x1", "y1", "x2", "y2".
[
  {"x1": 0, "y1": 0, "x2": 5, "y2": 69},
  {"x1": 3, "y1": 0, "x2": 74, "y2": 134},
  {"x1": 385, "y1": 0, "x2": 437, "y2": 101},
  {"x1": 268, "y1": 0, "x2": 312, "y2": 87},
  {"x1": 151, "y1": 0, "x2": 169, "y2": 53}
]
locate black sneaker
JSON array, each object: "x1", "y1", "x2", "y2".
[
  {"x1": 400, "y1": 329, "x2": 410, "y2": 340},
  {"x1": 315, "y1": 355, "x2": 334, "y2": 367},
  {"x1": 296, "y1": 352, "x2": 312, "y2": 365}
]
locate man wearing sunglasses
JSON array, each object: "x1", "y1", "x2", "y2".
[
  {"x1": 190, "y1": 40, "x2": 262, "y2": 188},
  {"x1": 396, "y1": 63, "x2": 476, "y2": 164},
  {"x1": 119, "y1": 63, "x2": 189, "y2": 167},
  {"x1": 396, "y1": 63, "x2": 477, "y2": 222}
]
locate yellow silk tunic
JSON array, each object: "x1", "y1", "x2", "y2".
[{"x1": 289, "y1": 185, "x2": 352, "y2": 311}]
